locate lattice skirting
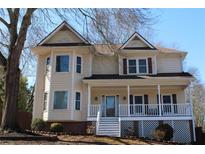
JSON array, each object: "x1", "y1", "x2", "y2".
[{"x1": 121, "y1": 120, "x2": 193, "y2": 143}]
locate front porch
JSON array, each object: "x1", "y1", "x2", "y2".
[{"x1": 87, "y1": 84, "x2": 193, "y2": 120}]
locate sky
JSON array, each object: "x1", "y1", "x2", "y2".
[
  {"x1": 27, "y1": 8, "x2": 205, "y2": 86},
  {"x1": 151, "y1": 9, "x2": 205, "y2": 84}
]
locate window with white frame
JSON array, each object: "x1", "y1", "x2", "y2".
[
  {"x1": 76, "y1": 56, "x2": 82, "y2": 73},
  {"x1": 46, "y1": 57, "x2": 50, "y2": 73},
  {"x1": 75, "y1": 92, "x2": 81, "y2": 110},
  {"x1": 53, "y1": 91, "x2": 68, "y2": 109},
  {"x1": 128, "y1": 58, "x2": 147, "y2": 74},
  {"x1": 138, "y1": 59, "x2": 147, "y2": 73},
  {"x1": 43, "y1": 92, "x2": 48, "y2": 110},
  {"x1": 128, "y1": 59, "x2": 137, "y2": 74},
  {"x1": 56, "y1": 55, "x2": 69, "y2": 72}
]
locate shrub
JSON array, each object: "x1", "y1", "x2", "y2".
[
  {"x1": 31, "y1": 118, "x2": 47, "y2": 131},
  {"x1": 50, "y1": 123, "x2": 63, "y2": 132},
  {"x1": 153, "y1": 123, "x2": 174, "y2": 141}
]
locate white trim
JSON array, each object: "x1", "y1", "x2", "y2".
[
  {"x1": 127, "y1": 85, "x2": 130, "y2": 116},
  {"x1": 71, "y1": 51, "x2": 75, "y2": 119},
  {"x1": 157, "y1": 84, "x2": 162, "y2": 116},
  {"x1": 141, "y1": 120, "x2": 144, "y2": 137},
  {"x1": 87, "y1": 85, "x2": 91, "y2": 117},
  {"x1": 39, "y1": 22, "x2": 89, "y2": 45},
  {"x1": 154, "y1": 54, "x2": 157, "y2": 74},
  {"x1": 87, "y1": 116, "x2": 193, "y2": 121},
  {"x1": 54, "y1": 53, "x2": 71, "y2": 73},
  {"x1": 120, "y1": 33, "x2": 154, "y2": 49}
]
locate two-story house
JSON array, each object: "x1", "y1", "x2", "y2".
[{"x1": 32, "y1": 21, "x2": 195, "y2": 143}]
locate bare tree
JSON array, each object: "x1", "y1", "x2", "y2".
[{"x1": 0, "y1": 8, "x2": 153, "y2": 130}]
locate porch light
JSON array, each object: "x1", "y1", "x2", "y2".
[
  {"x1": 123, "y1": 96, "x2": 126, "y2": 100},
  {"x1": 95, "y1": 96, "x2": 98, "y2": 101}
]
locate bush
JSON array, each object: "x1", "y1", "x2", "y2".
[
  {"x1": 50, "y1": 123, "x2": 63, "y2": 132},
  {"x1": 31, "y1": 118, "x2": 47, "y2": 131},
  {"x1": 153, "y1": 123, "x2": 174, "y2": 141}
]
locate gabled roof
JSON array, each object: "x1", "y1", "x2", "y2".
[
  {"x1": 37, "y1": 21, "x2": 90, "y2": 46},
  {"x1": 120, "y1": 32, "x2": 156, "y2": 50}
]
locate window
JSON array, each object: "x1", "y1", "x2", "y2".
[
  {"x1": 138, "y1": 59, "x2": 147, "y2": 73},
  {"x1": 75, "y1": 92, "x2": 81, "y2": 110},
  {"x1": 76, "y1": 56, "x2": 82, "y2": 73},
  {"x1": 128, "y1": 59, "x2": 137, "y2": 74},
  {"x1": 43, "y1": 92, "x2": 48, "y2": 110},
  {"x1": 53, "y1": 91, "x2": 68, "y2": 109},
  {"x1": 56, "y1": 55, "x2": 69, "y2": 72},
  {"x1": 46, "y1": 57, "x2": 50, "y2": 73}
]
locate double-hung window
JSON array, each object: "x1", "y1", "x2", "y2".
[
  {"x1": 128, "y1": 58, "x2": 147, "y2": 74},
  {"x1": 138, "y1": 59, "x2": 147, "y2": 73},
  {"x1": 75, "y1": 92, "x2": 81, "y2": 110},
  {"x1": 56, "y1": 55, "x2": 69, "y2": 72},
  {"x1": 128, "y1": 59, "x2": 137, "y2": 74},
  {"x1": 76, "y1": 56, "x2": 82, "y2": 73},
  {"x1": 46, "y1": 57, "x2": 50, "y2": 73},
  {"x1": 53, "y1": 91, "x2": 68, "y2": 109}
]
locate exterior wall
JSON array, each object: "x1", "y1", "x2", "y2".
[
  {"x1": 92, "y1": 55, "x2": 118, "y2": 74},
  {"x1": 33, "y1": 54, "x2": 48, "y2": 119},
  {"x1": 157, "y1": 54, "x2": 183, "y2": 73},
  {"x1": 126, "y1": 39, "x2": 147, "y2": 48},
  {"x1": 119, "y1": 52, "x2": 156, "y2": 75},
  {"x1": 33, "y1": 47, "x2": 92, "y2": 122},
  {"x1": 46, "y1": 30, "x2": 83, "y2": 44}
]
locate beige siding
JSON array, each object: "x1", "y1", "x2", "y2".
[
  {"x1": 92, "y1": 55, "x2": 118, "y2": 74},
  {"x1": 157, "y1": 54, "x2": 182, "y2": 73},
  {"x1": 90, "y1": 86, "x2": 186, "y2": 105},
  {"x1": 126, "y1": 39, "x2": 147, "y2": 48},
  {"x1": 46, "y1": 30, "x2": 83, "y2": 44}
]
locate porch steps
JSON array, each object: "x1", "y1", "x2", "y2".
[{"x1": 96, "y1": 117, "x2": 120, "y2": 137}]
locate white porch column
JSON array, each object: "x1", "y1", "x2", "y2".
[
  {"x1": 157, "y1": 84, "x2": 162, "y2": 116},
  {"x1": 87, "y1": 85, "x2": 91, "y2": 117},
  {"x1": 127, "y1": 85, "x2": 130, "y2": 116},
  {"x1": 189, "y1": 82, "x2": 196, "y2": 142}
]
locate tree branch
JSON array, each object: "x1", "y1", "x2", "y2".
[
  {"x1": 0, "y1": 51, "x2": 7, "y2": 66},
  {"x1": 0, "y1": 16, "x2": 9, "y2": 28}
]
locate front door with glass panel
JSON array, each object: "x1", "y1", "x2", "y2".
[
  {"x1": 162, "y1": 95, "x2": 172, "y2": 114},
  {"x1": 106, "y1": 96, "x2": 115, "y2": 117}
]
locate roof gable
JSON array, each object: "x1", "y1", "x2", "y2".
[
  {"x1": 38, "y1": 21, "x2": 90, "y2": 46},
  {"x1": 120, "y1": 32, "x2": 156, "y2": 50}
]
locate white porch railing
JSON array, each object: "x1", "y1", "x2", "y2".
[
  {"x1": 119, "y1": 103, "x2": 192, "y2": 117},
  {"x1": 88, "y1": 103, "x2": 192, "y2": 117},
  {"x1": 89, "y1": 104, "x2": 100, "y2": 117}
]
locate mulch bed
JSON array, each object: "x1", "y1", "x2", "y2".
[{"x1": 0, "y1": 130, "x2": 57, "y2": 141}]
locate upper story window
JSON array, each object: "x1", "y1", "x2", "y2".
[
  {"x1": 76, "y1": 56, "x2": 82, "y2": 73},
  {"x1": 53, "y1": 91, "x2": 68, "y2": 109},
  {"x1": 128, "y1": 58, "x2": 147, "y2": 74},
  {"x1": 128, "y1": 59, "x2": 137, "y2": 74},
  {"x1": 46, "y1": 57, "x2": 50, "y2": 73},
  {"x1": 56, "y1": 55, "x2": 69, "y2": 72},
  {"x1": 138, "y1": 59, "x2": 147, "y2": 73}
]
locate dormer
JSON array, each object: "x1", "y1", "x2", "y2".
[{"x1": 119, "y1": 32, "x2": 157, "y2": 75}]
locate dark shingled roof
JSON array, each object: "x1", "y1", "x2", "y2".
[{"x1": 84, "y1": 72, "x2": 193, "y2": 80}]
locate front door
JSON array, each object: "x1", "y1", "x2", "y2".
[{"x1": 106, "y1": 96, "x2": 115, "y2": 117}]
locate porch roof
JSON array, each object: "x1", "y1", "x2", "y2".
[{"x1": 84, "y1": 72, "x2": 193, "y2": 80}]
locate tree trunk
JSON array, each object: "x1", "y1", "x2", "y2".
[{"x1": 1, "y1": 52, "x2": 20, "y2": 130}]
